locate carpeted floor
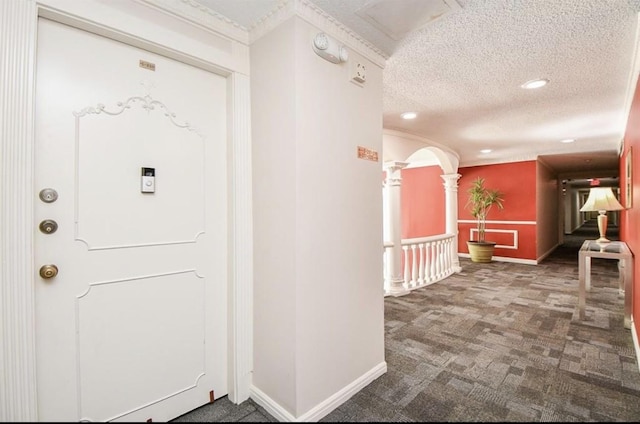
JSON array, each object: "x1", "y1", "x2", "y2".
[{"x1": 174, "y1": 221, "x2": 640, "y2": 422}]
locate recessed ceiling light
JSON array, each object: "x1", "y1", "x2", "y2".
[
  {"x1": 561, "y1": 138, "x2": 576, "y2": 143},
  {"x1": 401, "y1": 112, "x2": 417, "y2": 120},
  {"x1": 521, "y1": 78, "x2": 549, "y2": 89},
  {"x1": 480, "y1": 149, "x2": 492, "y2": 154}
]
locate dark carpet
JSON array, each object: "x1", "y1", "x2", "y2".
[{"x1": 174, "y1": 221, "x2": 640, "y2": 422}]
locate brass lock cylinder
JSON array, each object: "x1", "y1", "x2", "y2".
[{"x1": 39, "y1": 264, "x2": 58, "y2": 279}]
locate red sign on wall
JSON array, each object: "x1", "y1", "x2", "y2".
[{"x1": 357, "y1": 146, "x2": 378, "y2": 162}]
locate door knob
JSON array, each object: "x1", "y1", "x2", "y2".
[{"x1": 39, "y1": 264, "x2": 58, "y2": 279}]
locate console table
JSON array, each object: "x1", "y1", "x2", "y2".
[{"x1": 578, "y1": 240, "x2": 632, "y2": 329}]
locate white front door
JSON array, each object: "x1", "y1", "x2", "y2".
[{"x1": 34, "y1": 18, "x2": 228, "y2": 422}]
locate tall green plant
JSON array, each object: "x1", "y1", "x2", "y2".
[{"x1": 466, "y1": 177, "x2": 504, "y2": 242}]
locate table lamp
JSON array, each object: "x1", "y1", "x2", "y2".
[{"x1": 579, "y1": 187, "x2": 624, "y2": 243}]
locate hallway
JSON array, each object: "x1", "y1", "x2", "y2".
[{"x1": 175, "y1": 221, "x2": 640, "y2": 422}]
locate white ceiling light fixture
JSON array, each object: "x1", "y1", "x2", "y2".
[
  {"x1": 561, "y1": 138, "x2": 576, "y2": 143},
  {"x1": 521, "y1": 78, "x2": 549, "y2": 89},
  {"x1": 480, "y1": 149, "x2": 492, "y2": 153},
  {"x1": 401, "y1": 112, "x2": 417, "y2": 120}
]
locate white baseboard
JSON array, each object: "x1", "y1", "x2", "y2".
[
  {"x1": 458, "y1": 253, "x2": 537, "y2": 265},
  {"x1": 250, "y1": 361, "x2": 387, "y2": 422},
  {"x1": 249, "y1": 386, "x2": 296, "y2": 422}
]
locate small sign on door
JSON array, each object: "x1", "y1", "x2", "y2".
[{"x1": 139, "y1": 60, "x2": 156, "y2": 71}]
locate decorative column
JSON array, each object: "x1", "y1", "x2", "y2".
[
  {"x1": 1, "y1": 1, "x2": 38, "y2": 421},
  {"x1": 383, "y1": 162, "x2": 409, "y2": 296},
  {"x1": 228, "y1": 72, "x2": 253, "y2": 404},
  {"x1": 441, "y1": 173, "x2": 462, "y2": 272}
]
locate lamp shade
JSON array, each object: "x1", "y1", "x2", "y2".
[{"x1": 579, "y1": 187, "x2": 624, "y2": 212}]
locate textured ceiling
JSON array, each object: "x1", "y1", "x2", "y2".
[{"x1": 195, "y1": 0, "x2": 640, "y2": 177}]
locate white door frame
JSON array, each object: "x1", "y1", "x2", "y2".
[{"x1": 0, "y1": 1, "x2": 253, "y2": 420}]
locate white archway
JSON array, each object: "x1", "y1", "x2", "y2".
[
  {"x1": 382, "y1": 129, "x2": 459, "y2": 172},
  {"x1": 382, "y1": 130, "x2": 462, "y2": 295}
]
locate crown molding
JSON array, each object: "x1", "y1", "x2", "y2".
[
  {"x1": 294, "y1": 0, "x2": 388, "y2": 67},
  {"x1": 247, "y1": 0, "x2": 295, "y2": 44},
  {"x1": 250, "y1": 0, "x2": 388, "y2": 68},
  {"x1": 137, "y1": 0, "x2": 249, "y2": 44},
  {"x1": 139, "y1": 0, "x2": 388, "y2": 68}
]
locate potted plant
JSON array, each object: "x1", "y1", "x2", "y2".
[{"x1": 465, "y1": 177, "x2": 504, "y2": 263}]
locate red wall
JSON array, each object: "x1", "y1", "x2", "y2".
[
  {"x1": 621, "y1": 78, "x2": 640, "y2": 339},
  {"x1": 401, "y1": 165, "x2": 445, "y2": 238},
  {"x1": 458, "y1": 161, "x2": 537, "y2": 261}
]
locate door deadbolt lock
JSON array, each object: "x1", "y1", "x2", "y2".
[
  {"x1": 39, "y1": 188, "x2": 58, "y2": 203},
  {"x1": 39, "y1": 264, "x2": 58, "y2": 279},
  {"x1": 39, "y1": 219, "x2": 58, "y2": 234}
]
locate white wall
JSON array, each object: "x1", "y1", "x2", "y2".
[
  {"x1": 251, "y1": 18, "x2": 298, "y2": 414},
  {"x1": 536, "y1": 160, "x2": 559, "y2": 259},
  {"x1": 565, "y1": 185, "x2": 593, "y2": 233},
  {"x1": 251, "y1": 15, "x2": 385, "y2": 419},
  {"x1": 563, "y1": 186, "x2": 573, "y2": 234},
  {"x1": 564, "y1": 186, "x2": 584, "y2": 233}
]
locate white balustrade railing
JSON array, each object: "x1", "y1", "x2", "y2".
[
  {"x1": 383, "y1": 234, "x2": 457, "y2": 296},
  {"x1": 401, "y1": 234, "x2": 455, "y2": 290},
  {"x1": 383, "y1": 241, "x2": 394, "y2": 294}
]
